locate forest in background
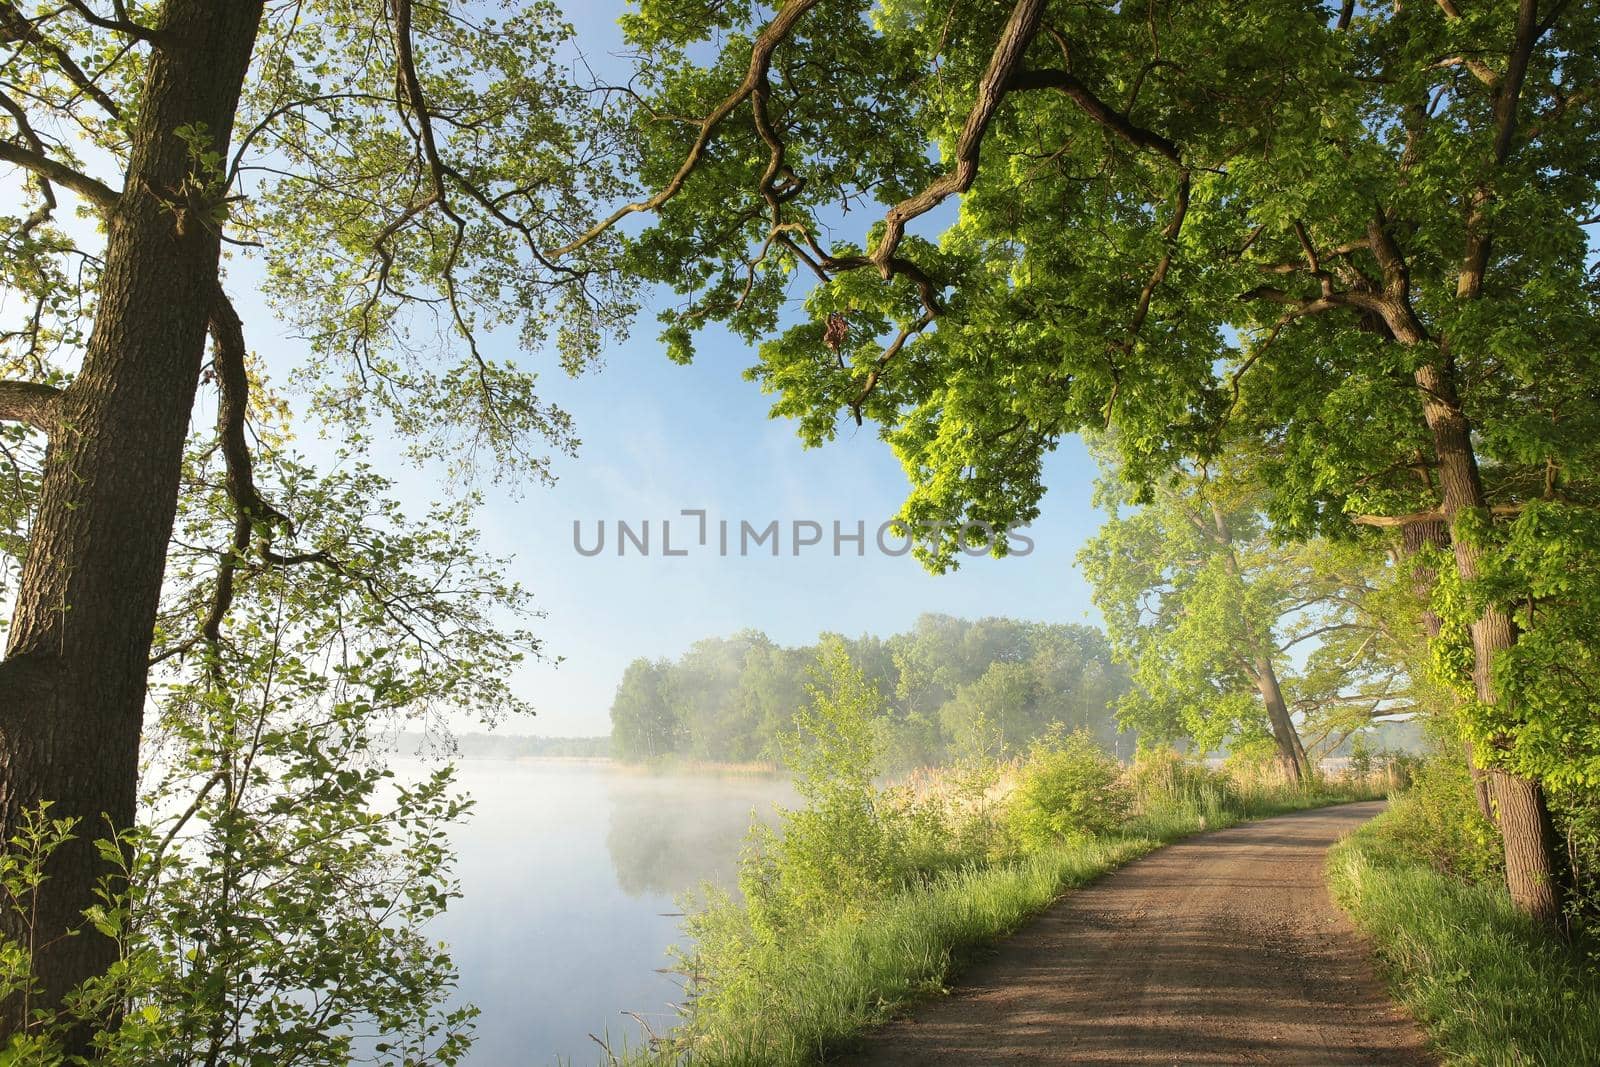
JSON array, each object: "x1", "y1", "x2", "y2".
[
  {"x1": 1, "y1": 0, "x2": 1596, "y2": 1060},
  {"x1": 608, "y1": 616, "x2": 1130, "y2": 770}
]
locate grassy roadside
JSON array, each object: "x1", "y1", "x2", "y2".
[
  {"x1": 1328, "y1": 808, "x2": 1600, "y2": 1066},
  {"x1": 624, "y1": 785, "x2": 1377, "y2": 1067}
]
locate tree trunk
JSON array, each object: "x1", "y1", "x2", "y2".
[
  {"x1": 0, "y1": 0, "x2": 263, "y2": 1040},
  {"x1": 1491, "y1": 766, "x2": 1563, "y2": 925},
  {"x1": 1252, "y1": 653, "x2": 1310, "y2": 784},
  {"x1": 1205, "y1": 498, "x2": 1311, "y2": 784},
  {"x1": 1399, "y1": 517, "x2": 1494, "y2": 820},
  {"x1": 1290, "y1": 722, "x2": 1311, "y2": 780},
  {"x1": 1413, "y1": 357, "x2": 1564, "y2": 925},
  {"x1": 1408, "y1": 0, "x2": 1559, "y2": 924}
]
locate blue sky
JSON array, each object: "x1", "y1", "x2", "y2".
[
  {"x1": 232, "y1": 2, "x2": 1111, "y2": 736},
  {"x1": 458, "y1": 322, "x2": 1107, "y2": 736},
  {"x1": 232, "y1": 287, "x2": 1109, "y2": 736}
]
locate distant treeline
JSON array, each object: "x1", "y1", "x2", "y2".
[
  {"x1": 392, "y1": 732, "x2": 611, "y2": 759},
  {"x1": 609, "y1": 614, "x2": 1132, "y2": 770}
]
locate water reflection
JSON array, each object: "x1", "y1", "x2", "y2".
[
  {"x1": 426, "y1": 761, "x2": 791, "y2": 1066},
  {"x1": 605, "y1": 771, "x2": 788, "y2": 898}
]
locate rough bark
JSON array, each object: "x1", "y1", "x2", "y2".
[
  {"x1": 1412, "y1": 356, "x2": 1563, "y2": 925},
  {"x1": 1491, "y1": 766, "x2": 1564, "y2": 926},
  {"x1": 0, "y1": 0, "x2": 264, "y2": 1039},
  {"x1": 1399, "y1": 517, "x2": 1450, "y2": 636},
  {"x1": 1288, "y1": 716, "x2": 1311, "y2": 780},
  {"x1": 0, "y1": 381, "x2": 62, "y2": 432}
]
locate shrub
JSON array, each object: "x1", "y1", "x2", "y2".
[
  {"x1": 1551, "y1": 783, "x2": 1600, "y2": 929},
  {"x1": 1369, "y1": 751, "x2": 1503, "y2": 885},
  {"x1": 1004, "y1": 729, "x2": 1131, "y2": 850},
  {"x1": 1221, "y1": 732, "x2": 1284, "y2": 776},
  {"x1": 741, "y1": 640, "x2": 903, "y2": 940},
  {"x1": 733, "y1": 641, "x2": 997, "y2": 948},
  {"x1": 1349, "y1": 732, "x2": 1375, "y2": 780},
  {"x1": 1125, "y1": 747, "x2": 1239, "y2": 830}
]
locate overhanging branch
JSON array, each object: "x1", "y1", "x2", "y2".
[
  {"x1": 1007, "y1": 65, "x2": 1181, "y2": 164},
  {"x1": 0, "y1": 380, "x2": 62, "y2": 432},
  {"x1": 1352, "y1": 504, "x2": 1526, "y2": 527},
  {"x1": 547, "y1": 0, "x2": 826, "y2": 259},
  {"x1": 0, "y1": 141, "x2": 119, "y2": 211},
  {"x1": 866, "y1": 0, "x2": 1047, "y2": 278}
]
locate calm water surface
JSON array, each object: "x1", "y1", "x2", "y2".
[{"x1": 423, "y1": 761, "x2": 793, "y2": 1066}]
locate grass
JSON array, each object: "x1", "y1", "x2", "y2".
[
  {"x1": 657, "y1": 834, "x2": 1155, "y2": 1066},
  {"x1": 613, "y1": 756, "x2": 783, "y2": 778},
  {"x1": 1328, "y1": 807, "x2": 1600, "y2": 1066},
  {"x1": 624, "y1": 777, "x2": 1379, "y2": 1067}
]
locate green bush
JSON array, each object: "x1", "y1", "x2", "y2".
[
  {"x1": 1004, "y1": 729, "x2": 1131, "y2": 851},
  {"x1": 740, "y1": 640, "x2": 902, "y2": 940},
  {"x1": 732, "y1": 641, "x2": 989, "y2": 949},
  {"x1": 1549, "y1": 783, "x2": 1600, "y2": 931},
  {"x1": 1369, "y1": 751, "x2": 1503, "y2": 885}
]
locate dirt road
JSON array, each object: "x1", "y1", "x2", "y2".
[{"x1": 840, "y1": 802, "x2": 1432, "y2": 1065}]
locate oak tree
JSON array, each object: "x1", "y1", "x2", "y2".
[
  {"x1": 582, "y1": 0, "x2": 1599, "y2": 924},
  {"x1": 0, "y1": 0, "x2": 631, "y2": 1032},
  {"x1": 1080, "y1": 443, "x2": 1411, "y2": 779}
]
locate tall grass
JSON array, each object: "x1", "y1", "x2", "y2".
[
  {"x1": 617, "y1": 753, "x2": 1381, "y2": 1067},
  {"x1": 647, "y1": 835, "x2": 1155, "y2": 1067},
  {"x1": 1329, "y1": 805, "x2": 1600, "y2": 1066}
]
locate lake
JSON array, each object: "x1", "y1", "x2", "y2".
[{"x1": 423, "y1": 761, "x2": 795, "y2": 1066}]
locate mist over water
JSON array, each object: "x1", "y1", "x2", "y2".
[{"x1": 418, "y1": 760, "x2": 794, "y2": 1065}]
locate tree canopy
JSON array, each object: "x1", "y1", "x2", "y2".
[
  {"x1": 1080, "y1": 439, "x2": 1413, "y2": 779},
  {"x1": 580, "y1": 0, "x2": 1600, "y2": 923}
]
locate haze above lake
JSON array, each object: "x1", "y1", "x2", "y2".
[{"x1": 418, "y1": 761, "x2": 794, "y2": 1065}]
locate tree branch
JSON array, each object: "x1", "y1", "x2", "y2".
[
  {"x1": 200, "y1": 284, "x2": 290, "y2": 648},
  {"x1": 209, "y1": 285, "x2": 287, "y2": 534},
  {"x1": 0, "y1": 379, "x2": 62, "y2": 432},
  {"x1": 866, "y1": 0, "x2": 1046, "y2": 278},
  {"x1": 0, "y1": 140, "x2": 119, "y2": 211},
  {"x1": 1238, "y1": 284, "x2": 1381, "y2": 320},
  {"x1": 1351, "y1": 510, "x2": 1446, "y2": 528},
  {"x1": 1456, "y1": 0, "x2": 1541, "y2": 300},
  {"x1": 1433, "y1": 0, "x2": 1506, "y2": 87},
  {"x1": 1351, "y1": 503, "x2": 1525, "y2": 527},
  {"x1": 1008, "y1": 63, "x2": 1181, "y2": 163},
  {"x1": 0, "y1": 2, "x2": 125, "y2": 118},
  {"x1": 548, "y1": 0, "x2": 826, "y2": 258},
  {"x1": 59, "y1": 0, "x2": 163, "y2": 44}
]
